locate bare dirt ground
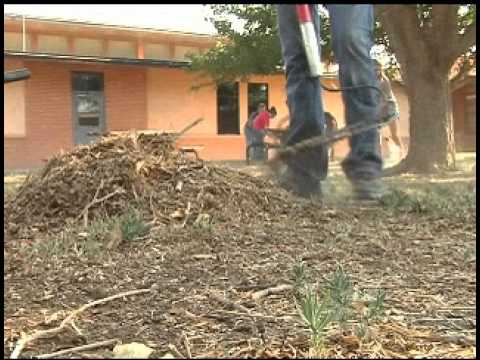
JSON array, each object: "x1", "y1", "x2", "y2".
[{"x1": 4, "y1": 151, "x2": 476, "y2": 359}]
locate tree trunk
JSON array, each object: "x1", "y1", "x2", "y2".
[{"x1": 388, "y1": 65, "x2": 456, "y2": 174}]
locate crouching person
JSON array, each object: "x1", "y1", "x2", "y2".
[{"x1": 246, "y1": 105, "x2": 277, "y2": 162}]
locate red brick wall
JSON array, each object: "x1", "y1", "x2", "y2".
[
  {"x1": 4, "y1": 58, "x2": 147, "y2": 169},
  {"x1": 176, "y1": 135, "x2": 246, "y2": 161},
  {"x1": 452, "y1": 82, "x2": 476, "y2": 151},
  {"x1": 104, "y1": 68, "x2": 147, "y2": 132}
]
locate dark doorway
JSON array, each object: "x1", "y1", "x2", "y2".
[
  {"x1": 217, "y1": 82, "x2": 240, "y2": 134},
  {"x1": 72, "y1": 72, "x2": 105, "y2": 145}
]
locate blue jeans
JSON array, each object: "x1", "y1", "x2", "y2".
[
  {"x1": 244, "y1": 125, "x2": 267, "y2": 161},
  {"x1": 277, "y1": 4, "x2": 382, "y2": 182}
]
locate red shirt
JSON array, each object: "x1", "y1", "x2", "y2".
[{"x1": 252, "y1": 111, "x2": 270, "y2": 131}]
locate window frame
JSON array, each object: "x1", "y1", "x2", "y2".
[
  {"x1": 217, "y1": 82, "x2": 240, "y2": 135},
  {"x1": 247, "y1": 82, "x2": 269, "y2": 117},
  {"x1": 4, "y1": 80, "x2": 27, "y2": 138},
  {"x1": 71, "y1": 71, "x2": 105, "y2": 92}
]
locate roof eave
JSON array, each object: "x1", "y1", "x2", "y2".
[
  {"x1": 4, "y1": 51, "x2": 192, "y2": 68},
  {"x1": 4, "y1": 13, "x2": 219, "y2": 40}
]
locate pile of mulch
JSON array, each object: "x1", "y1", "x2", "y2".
[{"x1": 4, "y1": 131, "x2": 303, "y2": 237}]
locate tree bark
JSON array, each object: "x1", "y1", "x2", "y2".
[
  {"x1": 397, "y1": 65, "x2": 456, "y2": 173},
  {"x1": 375, "y1": 4, "x2": 468, "y2": 175}
]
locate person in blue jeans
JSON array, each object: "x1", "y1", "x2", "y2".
[{"x1": 276, "y1": 4, "x2": 384, "y2": 200}]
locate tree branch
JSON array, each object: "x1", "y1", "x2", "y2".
[
  {"x1": 375, "y1": 4, "x2": 427, "y2": 81},
  {"x1": 432, "y1": 4, "x2": 459, "y2": 43},
  {"x1": 374, "y1": 4, "x2": 396, "y2": 18}
]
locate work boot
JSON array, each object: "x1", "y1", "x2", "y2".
[
  {"x1": 351, "y1": 177, "x2": 386, "y2": 201},
  {"x1": 278, "y1": 166, "x2": 322, "y2": 199}
]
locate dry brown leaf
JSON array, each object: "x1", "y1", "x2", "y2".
[
  {"x1": 135, "y1": 161, "x2": 145, "y2": 174},
  {"x1": 192, "y1": 254, "x2": 216, "y2": 260},
  {"x1": 175, "y1": 180, "x2": 183, "y2": 192},
  {"x1": 341, "y1": 335, "x2": 361, "y2": 350},
  {"x1": 170, "y1": 209, "x2": 185, "y2": 219}
]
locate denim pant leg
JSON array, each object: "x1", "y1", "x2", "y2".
[
  {"x1": 327, "y1": 5, "x2": 383, "y2": 180},
  {"x1": 277, "y1": 4, "x2": 328, "y2": 181},
  {"x1": 247, "y1": 128, "x2": 266, "y2": 161}
]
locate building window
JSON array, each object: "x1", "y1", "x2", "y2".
[
  {"x1": 464, "y1": 94, "x2": 476, "y2": 134},
  {"x1": 74, "y1": 38, "x2": 103, "y2": 57},
  {"x1": 217, "y1": 82, "x2": 239, "y2": 135},
  {"x1": 72, "y1": 72, "x2": 104, "y2": 92},
  {"x1": 107, "y1": 40, "x2": 136, "y2": 58},
  {"x1": 38, "y1": 34, "x2": 69, "y2": 54},
  {"x1": 4, "y1": 32, "x2": 31, "y2": 51},
  {"x1": 248, "y1": 83, "x2": 269, "y2": 116},
  {"x1": 144, "y1": 43, "x2": 170, "y2": 60},
  {"x1": 4, "y1": 80, "x2": 26, "y2": 137}
]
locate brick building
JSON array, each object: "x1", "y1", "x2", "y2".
[
  {"x1": 3, "y1": 14, "x2": 474, "y2": 170},
  {"x1": 451, "y1": 67, "x2": 476, "y2": 152}
]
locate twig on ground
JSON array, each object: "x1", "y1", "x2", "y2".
[
  {"x1": 208, "y1": 292, "x2": 251, "y2": 314},
  {"x1": 36, "y1": 339, "x2": 120, "y2": 359},
  {"x1": 234, "y1": 283, "x2": 276, "y2": 292},
  {"x1": 251, "y1": 284, "x2": 293, "y2": 300},
  {"x1": 232, "y1": 345, "x2": 254, "y2": 358},
  {"x1": 80, "y1": 180, "x2": 104, "y2": 226},
  {"x1": 168, "y1": 344, "x2": 185, "y2": 358},
  {"x1": 77, "y1": 183, "x2": 124, "y2": 226},
  {"x1": 134, "y1": 325, "x2": 148, "y2": 337},
  {"x1": 182, "y1": 332, "x2": 192, "y2": 358},
  {"x1": 214, "y1": 309, "x2": 296, "y2": 322},
  {"x1": 10, "y1": 288, "x2": 151, "y2": 359},
  {"x1": 132, "y1": 184, "x2": 139, "y2": 201},
  {"x1": 70, "y1": 319, "x2": 83, "y2": 336},
  {"x1": 287, "y1": 343, "x2": 297, "y2": 358},
  {"x1": 422, "y1": 334, "x2": 476, "y2": 346},
  {"x1": 437, "y1": 306, "x2": 476, "y2": 311},
  {"x1": 179, "y1": 202, "x2": 192, "y2": 228}
]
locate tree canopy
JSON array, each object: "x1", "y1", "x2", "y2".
[{"x1": 188, "y1": 4, "x2": 476, "y2": 84}]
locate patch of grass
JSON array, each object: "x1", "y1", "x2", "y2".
[
  {"x1": 192, "y1": 213, "x2": 213, "y2": 231},
  {"x1": 380, "y1": 182, "x2": 475, "y2": 215},
  {"x1": 320, "y1": 153, "x2": 476, "y2": 211},
  {"x1": 24, "y1": 221, "x2": 107, "y2": 260},
  {"x1": 116, "y1": 209, "x2": 151, "y2": 241},
  {"x1": 296, "y1": 286, "x2": 333, "y2": 349},
  {"x1": 292, "y1": 261, "x2": 332, "y2": 349},
  {"x1": 292, "y1": 263, "x2": 388, "y2": 351},
  {"x1": 27, "y1": 234, "x2": 72, "y2": 259},
  {"x1": 379, "y1": 189, "x2": 426, "y2": 213},
  {"x1": 463, "y1": 246, "x2": 476, "y2": 264},
  {"x1": 3, "y1": 173, "x2": 28, "y2": 198},
  {"x1": 86, "y1": 209, "x2": 151, "y2": 244},
  {"x1": 85, "y1": 216, "x2": 114, "y2": 241},
  {"x1": 79, "y1": 217, "x2": 113, "y2": 256},
  {"x1": 20, "y1": 209, "x2": 151, "y2": 260},
  {"x1": 292, "y1": 260, "x2": 309, "y2": 297},
  {"x1": 325, "y1": 264, "x2": 354, "y2": 328},
  {"x1": 355, "y1": 288, "x2": 386, "y2": 339}
]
